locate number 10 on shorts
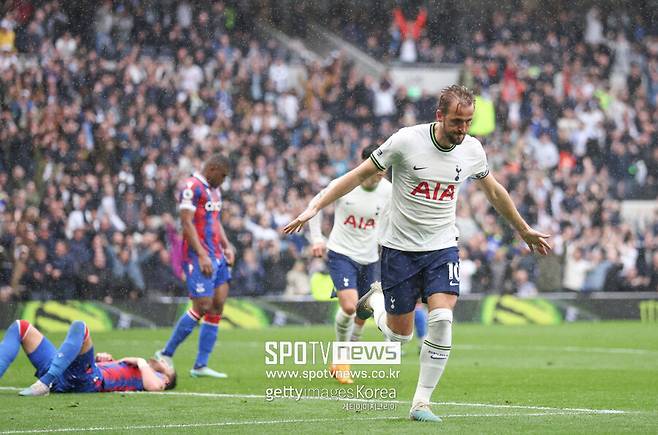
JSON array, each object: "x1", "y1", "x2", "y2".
[{"x1": 448, "y1": 262, "x2": 459, "y2": 286}]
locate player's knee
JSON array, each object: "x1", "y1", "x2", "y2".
[
  {"x1": 426, "y1": 309, "x2": 452, "y2": 348},
  {"x1": 17, "y1": 320, "x2": 32, "y2": 341},
  {"x1": 70, "y1": 320, "x2": 86, "y2": 333},
  {"x1": 69, "y1": 321, "x2": 90, "y2": 340},
  {"x1": 341, "y1": 304, "x2": 356, "y2": 316},
  {"x1": 427, "y1": 308, "x2": 453, "y2": 326}
]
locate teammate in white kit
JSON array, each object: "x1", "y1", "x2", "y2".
[
  {"x1": 308, "y1": 145, "x2": 391, "y2": 384},
  {"x1": 284, "y1": 85, "x2": 551, "y2": 423}
]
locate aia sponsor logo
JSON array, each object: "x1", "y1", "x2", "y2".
[
  {"x1": 343, "y1": 215, "x2": 375, "y2": 230},
  {"x1": 409, "y1": 182, "x2": 455, "y2": 201}
]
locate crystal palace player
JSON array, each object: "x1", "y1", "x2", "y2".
[
  {"x1": 308, "y1": 144, "x2": 391, "y2": 384},
  {"x1": 0, "y1": 320, "x2": 176, "y2": 396},
  {"x1": 156, "y1": 154, "x2": 236, "y2": 379},
  {"x1": 284, "y1": 85, "x2": 551, "y2": 422}
]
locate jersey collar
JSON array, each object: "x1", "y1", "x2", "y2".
[
  {"x1": 193, "y1": 172, "x2": 210, "y2": 187},
  {"x1": 430, "y1": 122, "x2": 457, "y2": 153}
]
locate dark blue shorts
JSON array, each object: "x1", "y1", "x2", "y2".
[
  {"x1": 327, "y1": 250, "x2": 380, "y2": 299},
  {"x1": 184, "y1": 254, "x2": 231, "y2": 298},
  {"x1": 381, "y1": 246, "x2": 460, "y2": 314},
  {"x1": 30, "y1": 339, "x2": 100, "y2": 393}
]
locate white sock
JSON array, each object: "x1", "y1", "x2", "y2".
[
  {"x1": 412, "y1": 308, "x2": 453, "y2": 406},
  {"x1": 335, "y1": 307, "x2": 354, "y2": 342},
  {"x1": 350, "y1": 322, "x2": 364, "y2": 341},
  {"x1": 370, "y1": 290, "x2": 387, "y2": 331}
]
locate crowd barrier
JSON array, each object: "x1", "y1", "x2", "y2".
[{"x1": 2, "y1": 292, "x2": 657, "y2": 332}]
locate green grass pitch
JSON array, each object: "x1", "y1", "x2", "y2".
[{"x1": 0, "y1": 321, "x2": 657, "y2": 434}]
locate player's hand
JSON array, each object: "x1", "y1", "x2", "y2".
[
  {"x1": 118, "y1": 357, "x2": 144, "y2": 367},
  {"x1": 311, "y1": 242, "x2": 326, "y2": 257},
  {"x1": 224, "y1": 244, "x2": 236, "y2": 266},
  {"x1": 199, "y1": 253, "x2": 213, "y2": 276},
  {"x1": 282, "y1": 207, "x2": 318, "y2": 234},
  {"x1": 519, "y1": 228, "x2": 552, "y2": 256},
  {"x1": 95, "y1": 352, "x2": 114, "y2": 362}
]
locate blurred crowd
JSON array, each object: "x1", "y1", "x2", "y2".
[{"x1": 0, "y1": 0, "x2": 656, "y2": 304}]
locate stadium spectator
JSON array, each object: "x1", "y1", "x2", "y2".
[
  {"x1": 285, "y1": 260, "x2": 310, "y2": 296},
  {"x1": 50, "y1": 240, "x2": 76, "y2": 300},
  {"x1": 647, "y1": 251, "x2": 658, "y2": 292},
  {"x1": 141, "y1": 240, "x2": 185, "y2": 296},
  {"x1": 513, "y1": 269, "x2": 538, "y2": 297},
  {"x1": 392, "y1": 6, "x2": 427, "y2": 63},
  {"x1": 233, "y1": 248, "x2": 266, "y2": 295},
  {"x1": 582, "y1": 248, "x2": 612, "y2": 292},
  {"x1": 562, "y1": 245, "x2": 592, "y2": 292},
  {"x1": 105, "y1": 242, "x2": 144, "y2": 300},
  {"x1": 0, "y1": 19, "x2": 15, "y2": 52},
  {"x1": 262, "y1": 240, "x2": 297, "y2": 294},
  {"x1": 80, "y1": 247, "x2": 111, "y2": 300}
]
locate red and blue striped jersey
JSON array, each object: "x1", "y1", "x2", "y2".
[
  {"x1": 179, "y1": 172, "x2": 224, "y2": 262},
  {"x1": 96, "y1": 361, "x2": 144, "y2": 392}
]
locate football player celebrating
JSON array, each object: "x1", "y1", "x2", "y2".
[{"x1": 285, "y1": 85, "x2": 551, "y2": 422}]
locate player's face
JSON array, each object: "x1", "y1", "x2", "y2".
[
  {"x1": 148, "y1": 358, "x2": 175, "y2": 387},
  {"x1": 206, "y1": 165, "x2": 228, "y2": 188},
  {"x1": 436, "y1": 101, "x2": 474, "y2": 145},
  {"x1": 360, "y1": 171, "x2": 384, "y2": 190}
]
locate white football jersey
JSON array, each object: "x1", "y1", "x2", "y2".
[
  {"x1": 309, "y1": 179, "x2": 392, "y2": 264},
  {"x1": 369, "y1": 123, "x2": 489, "y2": 252}
]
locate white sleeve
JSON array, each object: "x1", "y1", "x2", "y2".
[
  {"x1": 470, "y1": 142, "x2": 490, "y2": 179},
  {"x1": 308, "y1": 208, "x2": 324, "y2": 244},
  {"x1": 307, "y1": 183, "x2": 334, "y2": 244},
  {"x1": 369, "y1": 131, "x2": 402, "y2": 171},
  {"x1": 377, "y1": 204, "x2": 390, "y2": 244},
  {"x1": 376, "y1": 182, "x2": 392, "y2": 243},
  {"x1": 179, "y1": 184, "x2": 200, "y2": 211}
]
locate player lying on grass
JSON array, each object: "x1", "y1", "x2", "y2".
[{"x1": 0, "y1": 320, "x2": 176, "y2": 396}]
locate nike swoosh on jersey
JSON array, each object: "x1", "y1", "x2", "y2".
[{"x1": 413, "y1": 165, "x2": 427, "y2": 170}]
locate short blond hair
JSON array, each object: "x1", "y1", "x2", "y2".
[{"x1": 438, "y1": 85, "x2": 475, "y2": 114}]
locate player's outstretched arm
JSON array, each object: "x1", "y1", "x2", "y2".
[
  {"x1": 307, "y1": 186, "x2": 332, "y2": 256},
  {"x1": 475, "y1": 173, "x2": 552, "y2": 255},
  {"x1": 283, "y1": 159, "x2": 380, "y2": 234}
]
